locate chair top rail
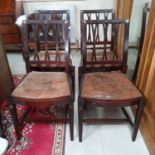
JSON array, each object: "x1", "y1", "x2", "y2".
[
  {"x1": 82, "y1": 19, "x2": 129, "y2": 25},
  {"x1": 81, "y1": 9, "x2": 114, "y2": 14}
]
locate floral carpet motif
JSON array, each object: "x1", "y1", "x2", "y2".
[{"x1": 1, "y1": 75, "x2": 66, "y2": 155}]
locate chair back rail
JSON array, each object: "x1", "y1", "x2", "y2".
[{"x1": 80, "y1": 9, "x2": 115, "y2": 21}]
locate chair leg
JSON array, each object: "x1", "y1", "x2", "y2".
[
  {"x1": 0, "y1": 111, "x2": 5, "y2": 137},
  {"x1": 78, "y1": 67, "x2": 82, "y2": 87},
  {"x1": 69, "y1": 101, "x2": 74, "y2": 141},
  {"x1": 78, "y1": 97, "x2": 83, "y2": 142},
  {"x1": 8, "y1": 97, "x2": 21, "y2": 140},
  {"x1": 71, "y1": 67, "x2": 75, "y2": 96},
  {"x1": 132, "y1": 97, "x2": 146, "y2": 141}
]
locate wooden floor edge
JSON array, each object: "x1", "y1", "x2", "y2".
[
  {"x1": 131, "y1": 106, "x2": 155, "y2": 155},
  {"x1": 140, "y1": 115, "x2": 155, "y2": 155}
]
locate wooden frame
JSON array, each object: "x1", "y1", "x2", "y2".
[
  {"x1": 136, "y1": 0, "x2": 155, "y2": 154},
  {"x1": 0, "y1": 35, "x2": 14, "y2": 137},
  {"x1": 115, "y1": 0, "x2": 133, "y2": 57},
  {"x1": 115, "y1": 0, "x2": 133, "y2": 20}
]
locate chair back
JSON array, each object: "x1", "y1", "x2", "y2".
[
  {"x1": 80, "y1": 10, "x2": 115, "y2": 53},
  {"x1": 81, "y1": 19, "x2": 129, "y2": 73},
  {"x1": 26, "y1": 10, "x2": 70, "y2": 48},
  {"x1": 22, "y1": 20, "x2": 70, "y2": 73}
]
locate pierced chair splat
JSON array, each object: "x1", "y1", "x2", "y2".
[
  {"x1": 78, "y1": 19, "x2": 146, "y2": 142},
  {"x1": 79, "y1": 9, "x2": 115, "y2": 81}
]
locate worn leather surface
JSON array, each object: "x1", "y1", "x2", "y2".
[
  {"x1": 0, "y1": 35, "x2": 13, "y2": 102},
  {"x1": 81, "y1": 72, "x2": 142, "y2": 100},
  {"x1": 12, "y1": 71, "x2": 71, "y2": 99}
]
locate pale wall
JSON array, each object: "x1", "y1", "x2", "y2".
[
  {"x1": 22, "y1": 0, "x2": 150, "y2": 46},
  {"x1": 23, "y1": 0, "x2": 115, "y2": 44}
]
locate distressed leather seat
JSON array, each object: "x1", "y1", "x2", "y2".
[
  {"x1": 81, "y1": 72, "x2": 141, "y2": 101},
  {"x1": 12, "y1": 72, "x2": 70, "y2": 100}
]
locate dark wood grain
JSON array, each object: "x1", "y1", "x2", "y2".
[
  {"x1": 0, "y1": 0, "x2": 21, "y2": 47},
  {"x1": 0, "y1": 35, "x2": 14, "y2": 137}
]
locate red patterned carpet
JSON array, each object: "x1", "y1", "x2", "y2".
[{"x1": 1, "y1": 75, "x2": 66, "y2": 155}]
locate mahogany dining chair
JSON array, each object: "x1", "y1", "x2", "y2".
[
  {"x1": 78, "y1": 19, "x2": 146, "y2": 142},
  {"x1": 8, "y1": 20, "x2": 74, "y2": 140}
]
